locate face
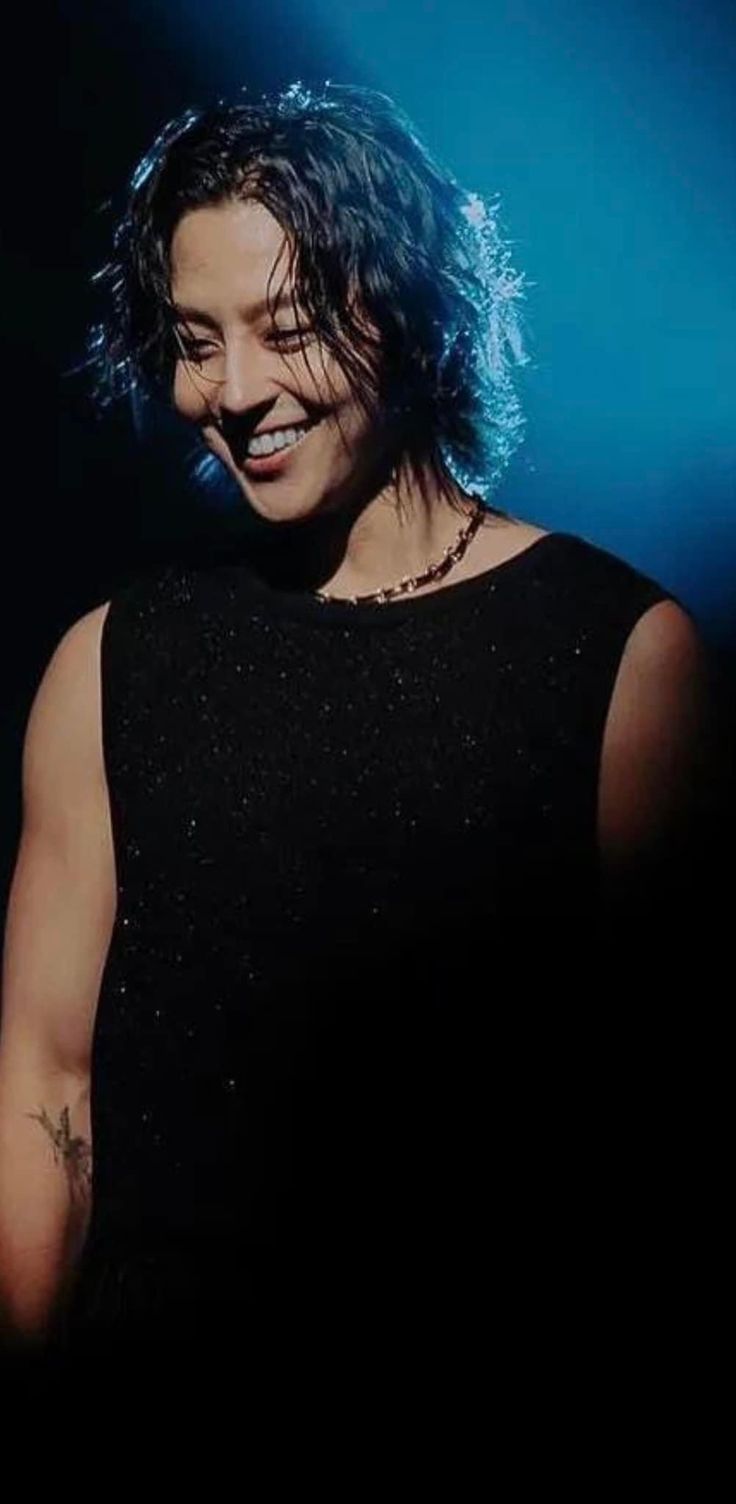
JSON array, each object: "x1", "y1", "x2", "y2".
[{"x1": 169, "y1": 197, "x2": 386, "y2": 524}]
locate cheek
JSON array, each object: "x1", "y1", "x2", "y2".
[
  {"x1": 172, "y1": 366, "x2": 208, "y2": 421},
  {"x1": 296, "y1": 344, "x2": 360, "y2": 409}
]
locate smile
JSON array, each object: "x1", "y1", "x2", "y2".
[
  {"x1": 238, "y1": 417, "x2": 321, "y2": 476},
  {"x1": 247, "y1": 421, "x2": 313, "y2": 458}
]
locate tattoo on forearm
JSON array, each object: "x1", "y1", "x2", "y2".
[{"x1": 25, "y1": 1104, "x2": 92, "y2": 1205}]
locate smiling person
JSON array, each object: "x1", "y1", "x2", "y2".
[{"x1": 0, "y1": 82, "x2": 722, "y2": 1382}]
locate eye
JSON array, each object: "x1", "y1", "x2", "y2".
[
  {"x1": 175, "y1": 333, "x2": 220, "y2": 364},
  {"x1": 265, "y1": 327, "x2": 317, "y2": 350}
]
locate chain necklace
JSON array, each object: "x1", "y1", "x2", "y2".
[{"x1": 314, "y1": 499, "x2": 487, "y2": 606}]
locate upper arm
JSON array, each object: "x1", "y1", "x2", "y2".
[
  {"x1": 0, "y1": 602, "x2": 116, "y2": 1085},
  {"x1": 597, "y1": 599, "x2": 718, "y2": 895}
]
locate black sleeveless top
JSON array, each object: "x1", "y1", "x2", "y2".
[{"x1": 59, "y1": 528, "x2": 680, "y2": 1371}]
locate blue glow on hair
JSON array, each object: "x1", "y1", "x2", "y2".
[{"x1": 78, "y1": 81, "x2": 534, "y2": 503}]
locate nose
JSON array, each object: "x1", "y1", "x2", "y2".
[{"x1": 216, "y1": 336, "x2": 276, "y2": 421}]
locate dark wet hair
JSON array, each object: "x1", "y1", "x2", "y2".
[{"x1": 85, "y1": 80, "x2": 533, "y2": 511}]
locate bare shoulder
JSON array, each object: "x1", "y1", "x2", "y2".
[
  {"x1": 605, "y1": 599, "x2": 711, "y2": 733},
  {"x1": 55, "y1": 599, "x2": 112, "y2": 657},
  {"x1": 597, "y1": 598, "x2": 716, "y2": 874},
  {"x1": 23, "y1": 601, "x2": 113, "y2": 818},
  {"x1": 36, "y1": 599, "x2": 111, "y2": 691},
  {"x1": 618, "y1": 596, "x2": 705, "y2": 658},
  {"x1": 34, "y1": 601, "x2": 112, "y2": 691}
]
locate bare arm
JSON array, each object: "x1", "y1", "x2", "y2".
[
  {"x1": 0, "y1": 602, "x2": 115, "y2": 1350},
  {"x1": 597, "y1": 598, "x2": 724, "y2": 920}
]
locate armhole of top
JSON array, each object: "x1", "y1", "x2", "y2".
[{"x1": 98, "y1": 562, "x2": 179, "y2": 797}]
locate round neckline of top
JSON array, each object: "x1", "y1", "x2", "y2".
[{"x1": 232, "y1": 529, "x2": 568, "y2": 626}]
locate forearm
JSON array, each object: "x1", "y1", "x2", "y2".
[{"x1": 0, "y1": 1073, "x2": 92, "y2": 1351}]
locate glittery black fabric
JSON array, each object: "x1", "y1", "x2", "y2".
[{"x1": 57, "y1": 528, "x2": 680, "y2": 1372}]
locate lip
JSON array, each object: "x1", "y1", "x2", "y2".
[{"x1": 239, "y1": 420, "x2": 319, "y2": 477}]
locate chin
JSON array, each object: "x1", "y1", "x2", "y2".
[{"x1": 230, "y1": 467, "x2": 338, "y2": 527}]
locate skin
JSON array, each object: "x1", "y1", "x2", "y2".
[
  {"x1": 25, "y1": 1104, "x2": 92, "y2": 1209},
  {"x1": 169, "y1": 197, "x2": 499, "y2": 597}
]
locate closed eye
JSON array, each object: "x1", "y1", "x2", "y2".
[
  {"x1": 173, "y1": 326, "x2": 317, "y2": 361},
  {"x1": 174, "y1": 330, "x2": 219, "y2": 362},
  {"x1": 264, "y1": 327, "x2": 317, "y2": 349}
]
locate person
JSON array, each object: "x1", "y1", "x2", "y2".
[{"x1": 0, "y1": 81, "x2": 721, "y2": 1385}]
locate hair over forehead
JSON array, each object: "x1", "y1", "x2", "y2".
[{"x1": 84, "y1": 80, "x2": 532, "y2": 510}]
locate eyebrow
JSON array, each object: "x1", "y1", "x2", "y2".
[{"x1": 172, "y1": 292, "x2": 304, "y2": 328}]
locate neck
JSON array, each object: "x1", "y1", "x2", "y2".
[{"x1": 245, "y1": 460, "x2": 481, "y2": 597}]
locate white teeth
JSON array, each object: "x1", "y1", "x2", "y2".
[{"x1": 247, "y1": 423, "x2": 309, "y2": 458}]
